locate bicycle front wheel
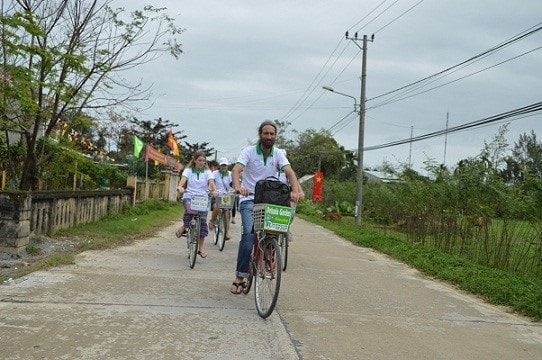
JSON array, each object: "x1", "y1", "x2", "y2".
[
  {"x1": 279, "y1": 233, "x2": 288, "y2": 271},
  {"x1": 187, "y1": 220, "x2": 199, "y2": 269},
  {"x1": 217, "y1": 211, "x2": 227, "y2": 251},
  {"x1": 254, "y1": 236, "x2": 282, "y2": 318}
]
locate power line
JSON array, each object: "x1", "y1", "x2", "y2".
[
  {"x1": 280, "y1": 0, "x2": 399, "y2": 122},
  {"x1": 373, "y1": 0, "x2": 426, "y2": 35},
  {"x1": 368, "y1": 45, "x2": 542, "y2": 110},
  {"x1": 367, "y1": 22, "x2": 542, "y2": 104},
  {"x1": 360, "y1": 101, "x2": 542, "y2": 152}
]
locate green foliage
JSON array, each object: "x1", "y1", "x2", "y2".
[
  {"x1": 321, "y1": 178, "x2": 356, "y2": 210},
  {"x1": 25, "y1": 244, "x2": 41, "y2": 255},
  {"x1": 1, "y1": 2, "x2": 184, "y2": 190},
  {"x1": 285, "y1": 128, "x2": 347, "y2": 178},
  {"x1": 40, "y1": 140, "x2": 126, "y2": 190}
]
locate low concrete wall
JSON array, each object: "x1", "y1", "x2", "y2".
[{"x1": 0, "y1": 189, "x2": 133, "y2": 255}]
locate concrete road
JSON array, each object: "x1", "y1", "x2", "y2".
[{"x1": 1, "y1": 218, "x2": 541, "y2": 359}]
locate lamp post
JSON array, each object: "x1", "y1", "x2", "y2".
[{"x1": 322, "y1": 85, "x2": 364, "y2": 224}]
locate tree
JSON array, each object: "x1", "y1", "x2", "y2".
[
  {"x1": 289, "y1": 128, "x2": 345, "y2": 178},
  {"x1": 0, "y1": 1, "x2": 183, "y2": 190},
  {"x1": 181, "y1": 141, "x2": 215, "y2": 163}
]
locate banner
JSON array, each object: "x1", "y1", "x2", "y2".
[
  {"x1": 312, "y1": 171, "x2": 324, "y2": 202},
  {"x1": 145, "y1": 144, "x2": 183, "y2": 172}
]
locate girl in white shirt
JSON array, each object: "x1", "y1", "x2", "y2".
[{"x1": 176, "y1": 151, "x2": 218, "y2": 258}]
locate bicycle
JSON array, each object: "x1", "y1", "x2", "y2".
[
  {"x1": 184, "y1": 192, "x2": 211, "y2": 269},
  {"x1": 243, "y1": 202, "x2": 293, "y2": 318},
  {"x1": 213, "y1": 192, "x2": 235, "y2": 251}
]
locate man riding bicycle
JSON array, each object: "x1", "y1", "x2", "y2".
[{"x1": 230, "y1": 120, "x2": 304, "y2": 294}]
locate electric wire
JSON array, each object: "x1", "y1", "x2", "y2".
[
  {"x1": 361, "y1": 101, "x2": 542, "y2": 152},
  {"x1": 280, "y1": 0, "x2": 395, "y2": 122},
  {"x1": 368, "y1": 45, "x2": 542, "y2": 110},
  {"x1": 373, "y1": 0, "x2": 426, "y2": 35},
  {"x1": 368, "y1": 22, "x2": 542, "y2": 104}
]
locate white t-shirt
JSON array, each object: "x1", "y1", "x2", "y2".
[
  {"x1": 236, "y1": 144, "x2": 290, "y2": 203},
  {"x1": 181, "y1": 167, "x2": 215, "y2": 200},
  {"x1": 212, "y1": 170, "x2": 233, "y2": 194}
]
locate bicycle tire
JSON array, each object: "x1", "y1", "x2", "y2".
[
  {"x1": 242, "y1": 255, "x2": 254, "y2": 295},
  {"x1": 218, "y1": 211, "x2": 226, "y2": 251},
  {"x1": 254, "y1": 236, "x2": 282, "y2": 318},
  {"x1": 187, "y1": 217, "x2": 199, "y2": 269},
  {"x1": 279, "y1": 233, "x2": 288, "y2": 271},
  {"x1": 213, "y1": 213, "x2": 219, "y2": 245}
]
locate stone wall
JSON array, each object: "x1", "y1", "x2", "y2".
[{"x1": 0, "y1": 189, "x2": 133, "y2": 255}]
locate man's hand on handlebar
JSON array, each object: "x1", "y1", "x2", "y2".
[{"x1": 235, "y1": 187, "x2": 250, "y2": 196}]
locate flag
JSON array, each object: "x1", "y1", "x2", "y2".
[
  {"x1": 167, "y1": 129, "x2": 180, "y2": 156},
  {"x1": 312, "y1": 171, "x2": 324, "y2": 202},
  {"x1": 61, "y1": 123, "x2": 69, "y2": 137},
  {"x1": 133, "y1": 135, "x2": 144, "y2": 157}
]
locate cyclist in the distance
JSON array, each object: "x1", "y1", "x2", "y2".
[
  {"x1": 209, "y1": 157, "x2": 234, "y2": 240},
  {"x1": 176, "y1": 151, "x2": 218, "y2": 258},
  {"x1": 230, "y1": 120, "x2": 304, "y2": 294}
]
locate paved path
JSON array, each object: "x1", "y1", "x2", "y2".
[{"x1": 1, "y1": 218, "x2": 541, "y2": 359}]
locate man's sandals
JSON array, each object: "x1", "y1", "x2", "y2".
[{"x1": 230, "y1": 281, "x2": 245, "y2": 294}]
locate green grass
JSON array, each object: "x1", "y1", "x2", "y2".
[{"x1": 300, "y1": 213, "x2": 542, "y2": 321}]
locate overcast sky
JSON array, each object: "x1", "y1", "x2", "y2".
[{"x1": 117, "y1": 0, "x2": 542, "y2": 175}]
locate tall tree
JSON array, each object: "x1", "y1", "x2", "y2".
[
  {"x1": 289, "y1": 128, "x2": 345, "y2": 178},
  {"x1": 0, "y1": 0, "x2": 183, "y2": 190}
]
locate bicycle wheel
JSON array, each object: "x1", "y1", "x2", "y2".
[
  {"x1": 242, "y1": 255, "x2": 254, "y2": 295},
  {"x1": 217, "y1": 211, "x2": 227, "y2": 251},
  {"x1": 279, "y1": 233, "x2": 288, "y2": 271},
  {"x1": 254, "y1": 236, "x2": 282, "y2": 318},
  {"x1": 212, "y1": 213, "x2": 219, "y2": 245},
  {"x1": 187, "y1": 218, "x2": 199, "y2": 269}
]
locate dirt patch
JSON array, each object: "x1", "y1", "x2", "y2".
[{"x1": 0, "y1": 235, "x2": 88, "y2": 280}]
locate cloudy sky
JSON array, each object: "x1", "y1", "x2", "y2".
[{"x1": 118, "y1": 0, "x2": 542, "y2": 175}]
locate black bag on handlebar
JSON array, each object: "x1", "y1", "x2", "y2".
[{"x1": 254, "y1": 176, "x2": 291, "y2": 207}]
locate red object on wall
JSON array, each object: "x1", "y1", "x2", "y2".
[{"x1": 312, "y1": 172, "x2": 324, "y2": 202}]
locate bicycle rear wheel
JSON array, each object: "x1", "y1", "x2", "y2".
[
  {"x1": 187, "y1": 218, "x2": 199, "y2": 269},
  {"x1": 254, "y1": 236, "x2": 282, "y2": 318},
  {"x1": 279, "y1": 233, "x2": 288, "y2": 271}
]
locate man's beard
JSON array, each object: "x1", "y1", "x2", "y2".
[{"x1": 260, "y1": 138, "x2": 274, "y2": 149}]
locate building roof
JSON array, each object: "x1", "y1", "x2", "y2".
[{"x1": 364, "y1": 170, "x2": 402, "y2": 183}]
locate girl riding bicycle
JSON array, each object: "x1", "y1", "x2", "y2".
[{"x1": 176, "y1": 151, "x2": 218, "y2": 258}]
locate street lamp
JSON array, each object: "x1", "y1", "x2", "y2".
[
  {"x1": 322, "y1": 84, "x2": 365, "y2": 225},
  {"x1": 322, "y1": 86, "x2": 358, "y2": 110}
]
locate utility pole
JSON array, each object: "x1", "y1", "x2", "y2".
[
  {"x1": 443, "y1": 112, "x2": 449, "y2": 166},
  {"x1": 409, "y1": 126, "x2": 413, "y2": 168},
  {"x1": 346, "y1": 32, "x2": 374, "y2": 225}
]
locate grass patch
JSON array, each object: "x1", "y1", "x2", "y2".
[
  {"x1": 300, "y1": 213, "x2": 542, "y2": 321},
  {"x1": 55, "y1": 200, "x2": 182, "y2": 251}
]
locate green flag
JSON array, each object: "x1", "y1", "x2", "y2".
[{"x1": 133, "y1": 135, "x2": 144, "y2": 157}]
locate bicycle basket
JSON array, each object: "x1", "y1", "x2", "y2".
[
  {"x1": 188, "y1": 194, "x2": 210, "y2": 212},
  {"x1": 217, "y1": 193, "x2": 235, "y2": 209},
  {"x1": 253, "y1": 203, "x2": 293, "y2": 234}
]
